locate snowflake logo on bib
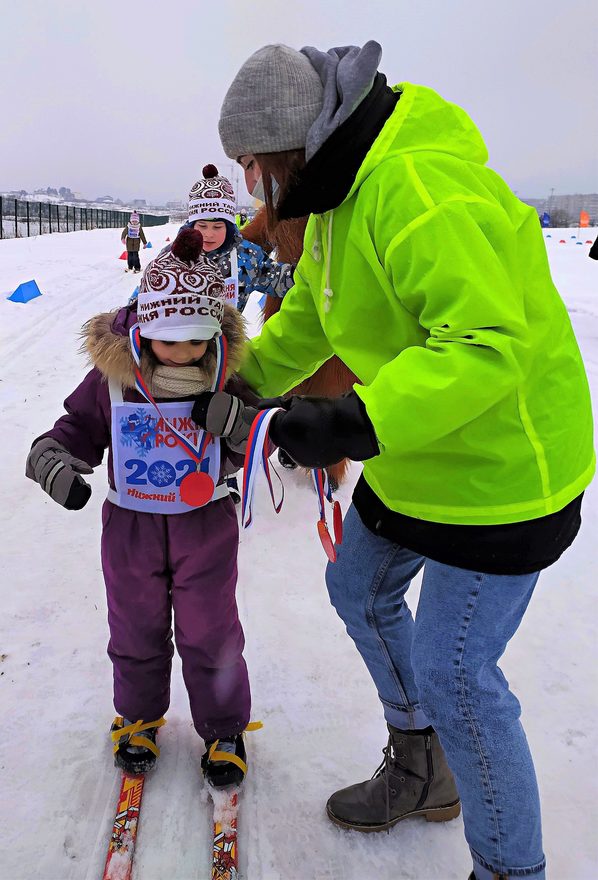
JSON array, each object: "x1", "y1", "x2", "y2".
[
  {"x1": 147, "y1": 461, "x2": 177, "y2": 487},
  {"x1": 120, "y1": 410, "x2": 158, "y2": 457}
]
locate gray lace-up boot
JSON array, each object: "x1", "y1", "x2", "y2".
[{"x1": 326, "y1": 724, "x2": 460, "y2": 832}]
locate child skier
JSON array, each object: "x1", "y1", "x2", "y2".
[
  {"x1": 176, "y1": 163, "x2": 293, "y2": 503},
  {"x1": 26, "y1": 227, "x2": 257, "y2": 787},
  {"x1": 121, "y1": 210, "x2": 147, "y2": 273},
  {"x1": 186, "y1": 164, "x2": 293, "y2": 315}
]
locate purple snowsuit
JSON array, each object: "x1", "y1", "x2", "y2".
[{"x1": 41, "y1": 304, "x2": 251, "y2": 741}]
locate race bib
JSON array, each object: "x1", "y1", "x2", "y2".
[
  {"x1": 109, "y1": 392, "x2": 221, "y2": 515},
  {"x1": 223, "y1": 248, "x2": 238, "y2": 309}
]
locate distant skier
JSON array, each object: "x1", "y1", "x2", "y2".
[
  {"x1": 121, "y1": 211, "x2": 147, "y2": 273},
  {"x1": 26, "y1": 227, "x2": 258, "y2": 787},
  {"x1": 236, "y1": 209, "x2": 249, "y2": 230}
]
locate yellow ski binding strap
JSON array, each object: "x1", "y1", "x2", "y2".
[
  {"x1": 111, "y1": 716, "x2": 166, "y2": 758},
  {"x1": 207, "y1": 720, "x2": 263, "y2": 775}
]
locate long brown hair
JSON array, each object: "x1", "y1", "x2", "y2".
[
  {"x1": 253, "y1": 149, "x2": 305, "y2": 229},
  {"x1": 239, "y1": 149, "x2": 309, "y2": 319},
  {"x1": 241, "y1": 206, "x2": 308, "y2": 268},
  {"x1": 239, "y1": 149, "x2": 308, "y2": 267},
  {"x1": 240, "y1": 152, "x2": 357, "y2": 487}
]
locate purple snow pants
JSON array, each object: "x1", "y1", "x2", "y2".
[{"x1": 100, "y1": 497, "x2": 250, "y2": 741}]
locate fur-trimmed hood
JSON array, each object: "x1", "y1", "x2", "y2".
[{"x1": 81, "y1": 303, "x2": 246, "y2": 390}]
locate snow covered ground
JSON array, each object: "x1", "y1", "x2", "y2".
[{"x1": 0, "y1": 225, "x2": 596, "y2": 879}]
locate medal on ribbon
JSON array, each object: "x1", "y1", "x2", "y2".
[
  {"x1": 129, "y1": 325, "x2": 227, "y2": 507},
  {"x1": 241, "y1": 408, "x2": 342, "y2": 562},
  {"x1": 312, "y1": 468, "x2": 343, "y2": 562}
]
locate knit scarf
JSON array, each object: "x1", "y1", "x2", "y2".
[{"x1": 150, "y1": 365, "x2": 212, "y2": 399}]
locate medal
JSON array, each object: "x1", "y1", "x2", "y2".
[
  {"x1": 313, "y1": 469, "x2": 343, "y2": 563},
  {"x1": 180, "y1": 469, "x2": 215, "y2": 507},
  {"x1": 317, "y1": 518, "x2": 337, "y2": 563},
  {"x1": 332, "y1": 498, "x2": 343, "y2": 545}
]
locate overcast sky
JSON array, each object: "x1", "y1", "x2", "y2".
[{"x1": 1, "y1": 0, "x2": 596, "y2": 204}]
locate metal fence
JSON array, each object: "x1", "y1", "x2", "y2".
[{"x1": 0, "y1": 198, "x2": 169, "y2": 240}]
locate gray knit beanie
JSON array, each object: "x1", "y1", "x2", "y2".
[{"x1": 219, "y1": 44, "x2": 324, "y2": 159}]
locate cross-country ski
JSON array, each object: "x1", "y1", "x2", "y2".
[{"x1": 102, "y1": 774, "x2": 146, "y2": 880}]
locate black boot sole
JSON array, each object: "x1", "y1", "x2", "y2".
[
  {"x1": 114, "y1": 749, "x2": 157, "y2": 775},
  {"x1": 326, "y1": 798, "x2": 461, "y2": 832},
  {"x1": 203, "y1": 766, "x2": 245, "y2": 788}
]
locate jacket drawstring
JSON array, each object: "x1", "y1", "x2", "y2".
[{"x1": 323, "y1": 211, "x2": 334, "y2": 312}]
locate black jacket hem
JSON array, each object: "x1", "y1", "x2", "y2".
[{"x1": 352, "y1": 475, "x2": 582, "y2": 575}]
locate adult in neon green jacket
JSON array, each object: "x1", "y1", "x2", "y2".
[
  {"x1": 235, "y1": 210, "x2": 250, "y2": 230},
  {"x1": 209, "y1": 42, "x2": 595, "y2": 880}
]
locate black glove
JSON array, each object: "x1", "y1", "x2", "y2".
[
  {"x1": 258, "y1": 391, "x2": 379, "y2": 468},
  {"x1": 26, "y1": 437, "x2": 93, "y2": 510},
  {"x1": 192, "y1": 392, "x2": 258, "y2": 454}
]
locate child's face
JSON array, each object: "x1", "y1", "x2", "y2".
[
  {"x1": 193, "y1": 220, "x2": 227, "y2": 252},
  {"x1": 238, "y1": 154, "x2": 261, "y2": 195},
  {"x1": 150, "y1": 339, "x2": 209, "y2": 367}
]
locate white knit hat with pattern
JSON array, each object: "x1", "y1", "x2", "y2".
[
  {"x1": 188, "y1": 164, "x2": 236, "y2": 224},
  {"x1": 138, "y1": 228, "x2": 225, "y2": 341}
]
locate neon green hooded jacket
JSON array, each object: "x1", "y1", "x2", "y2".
[{"x1": 240, "y1": 83, "x2": 595, "y2": 525}]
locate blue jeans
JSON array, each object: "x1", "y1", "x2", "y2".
[{"x1": 326, "y1": 505, "x2": 546, "y2": 880}]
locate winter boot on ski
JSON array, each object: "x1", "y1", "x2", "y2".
[
  {"x1": 326, "y1": 724, "x2": 461, "y2": 832},
  {"x1": 202, "y1": 734, "x2": 247, "y2": 788},
  {"x1": 111, "y1": 716, "x2": 166, "y2": 775}
]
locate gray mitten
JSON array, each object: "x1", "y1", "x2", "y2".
[
  {"x1": 26, "y1": 437, "x2": 93, "y2": 510},
  {"x1": 192, "y1": 392, "x2": 258, "y2": 454}
]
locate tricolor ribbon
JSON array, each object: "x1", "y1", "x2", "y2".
[
  {"x1": 241, "y1": 408, "x2": 284, "y2": 528},
  {"x1": 241, "y1": 407, "x2": 343, "y2": 562}
]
